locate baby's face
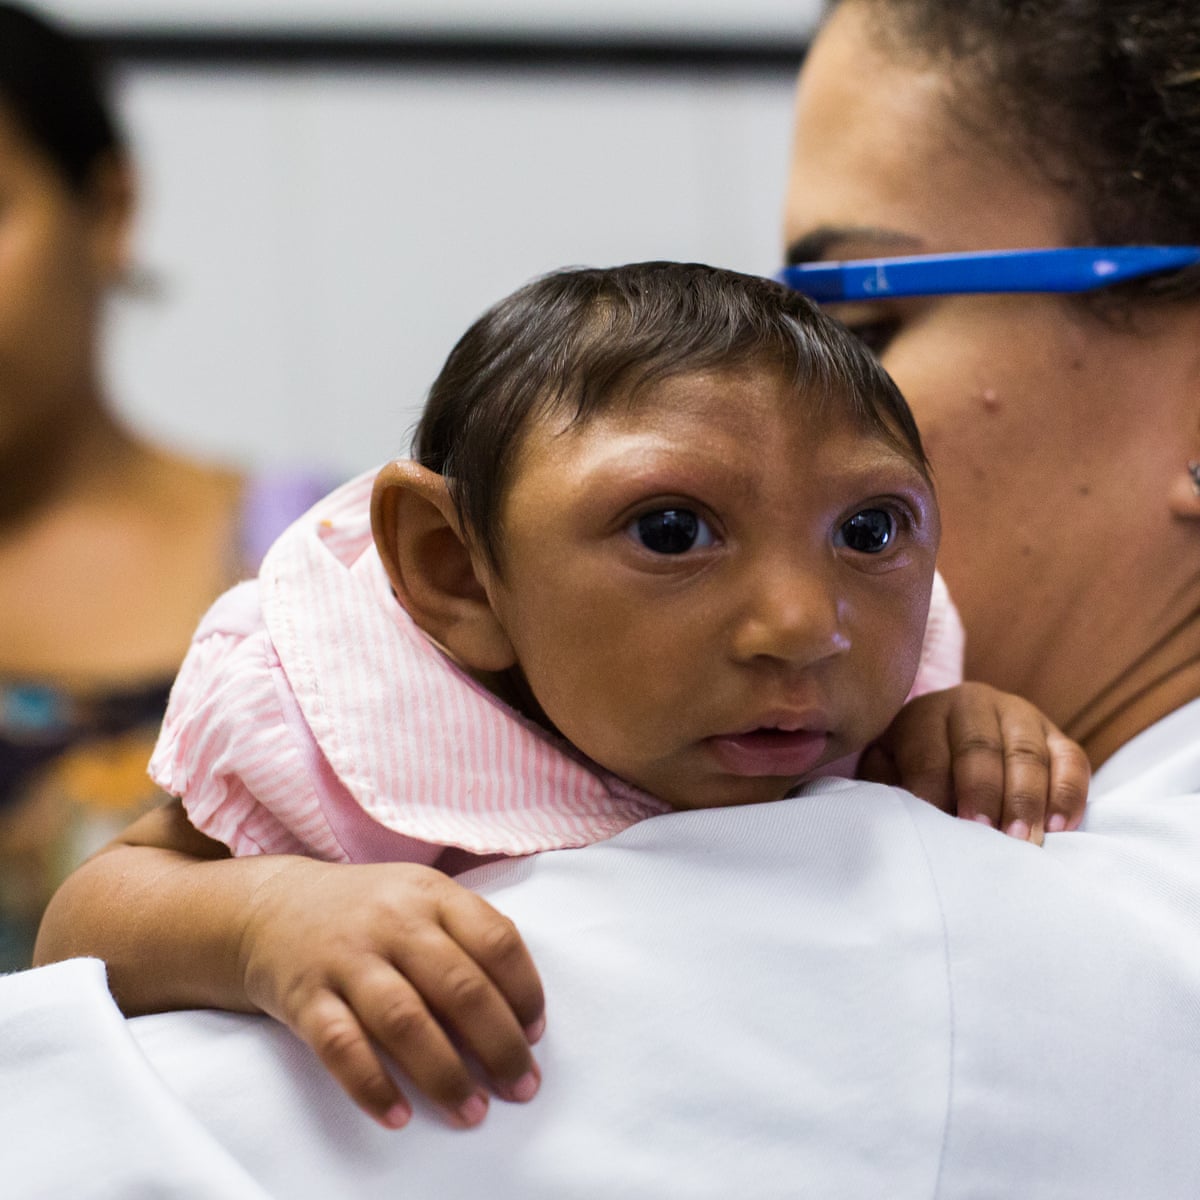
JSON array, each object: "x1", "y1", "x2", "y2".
[{"x1": 482, "y1": 365, "x2": 940, "y2": 810}]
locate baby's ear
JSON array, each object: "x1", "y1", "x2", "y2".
[{"x1": 370, "y1": 460, "x2": 516, "y2": 673}]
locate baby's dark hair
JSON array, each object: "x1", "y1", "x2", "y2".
[
  {"x1": 0, "y1": 2, "x2": 123, "y2": 192},
  {"x1": 414, "y1": 260, "x2": 928, "y2": 570}
]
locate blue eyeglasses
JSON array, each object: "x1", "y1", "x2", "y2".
[{"x1": 777, "y1": 246, "x2": 1200, "y2": 303}]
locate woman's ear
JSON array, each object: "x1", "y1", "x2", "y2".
[
  {"x1": 370, "y1": 460, "x2": 517, "y2": 673},
  {"x1": 84, "y1": 151, "x2": 136, "y2": 284},
  {"x1": 1168, "y1": 460, "x2": 1200, "y2": 521}
]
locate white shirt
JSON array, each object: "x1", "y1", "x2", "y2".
[{"x1": 3, "y1": 698, "x2": 1199, "y2": 1198}]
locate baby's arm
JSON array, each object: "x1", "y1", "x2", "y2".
[
  {"x1": 34, "y1": 800, "x2": 545, "y2": 1130},
  {"x1": 858, "y1": 683, "x2": 1090, "y2": 844}
]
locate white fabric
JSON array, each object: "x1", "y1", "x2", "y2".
[
  {"x1": 0, "y1": 957, "x2": 270, "y2": 1198},
  {"x1": 3, "y1": 698, "x2": 1199, "y2": 1198}
]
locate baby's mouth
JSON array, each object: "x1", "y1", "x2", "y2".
[{"x1": 705, "y1": 726, "x2": 830, "y2": 778}]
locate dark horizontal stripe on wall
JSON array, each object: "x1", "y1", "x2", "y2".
[{"x1": 84, "y1": 28, "x2": 809, "y2": 74}]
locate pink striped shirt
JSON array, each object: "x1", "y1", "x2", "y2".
[{"x1": 150, "y1": 470, "x2": 963, "y2": 865}]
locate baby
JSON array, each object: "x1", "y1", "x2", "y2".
[{"x1": 58, "y1": 263, "x2": 1089, "y2": 1131}]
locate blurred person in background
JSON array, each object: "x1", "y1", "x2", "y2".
[{"x1": 0, "y1": 2, "x2": 326, "y2": 970}]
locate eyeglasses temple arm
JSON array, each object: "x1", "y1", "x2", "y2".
[{"x1": 778, "y1": 247, "x2": 1200, "y2": 302}]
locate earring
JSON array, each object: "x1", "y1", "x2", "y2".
[{"x1": 1190, "y1": 461, "x2": 1200, "y2": 497}]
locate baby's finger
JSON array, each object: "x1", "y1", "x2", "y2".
[
  {"x1": 991, "y1": 707, "x2": 1054, "y2": 844},
  {"x1": 441, "y1": 888, "x2": 546, "y2": 1040},
  {"x1": 344, "y1": 956, "x2": 490, "y2": 1128},
  {"x1": 875, "y1": 705, "x2": 955, "y2": 812},
  {"x1": 291, "y1": 984, "x2": 415, "y2": 1130},
  {"x1": 1045, "y1": 729, "x2": 1091, "y2": 833},
  {"x1": 397, "y1": 929, "x2": 541, "y2": 1106},
  {"x1": 945, "y1": 693, "x2": 1005, "y2": 828}
]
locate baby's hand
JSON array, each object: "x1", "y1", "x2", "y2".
[
  {"x1": 858, "y1": 683, "x2": 1090, "y2": 844},
  {"x1": 236, "y1": 857, "x2": 545, "y2": 1130}
]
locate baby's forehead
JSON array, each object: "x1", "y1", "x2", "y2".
[{"x1": 534, "y1": 364, "x2": 922, "y2": 459}]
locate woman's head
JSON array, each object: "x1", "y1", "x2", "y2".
[
  {"x1": 0, "y1": 2, "x2": 123, "y2": 193},
  {"x1": 784, "y1": 0, "x2": 1200, "y2": 759},
  {"x1": 0, "y1": 4, "x2": 135, "y2": 459},
  {"x1": 413, "y1": 260, "x2": 927, "y2": 571}
]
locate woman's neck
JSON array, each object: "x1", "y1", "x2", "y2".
[
  {"x1": 0, "y1": 399, "x2": 244, "y2": 684},
  {"x1": 1063, "y1": 605, "x2": 1200, "y2": 768},
  {"x1": 0, "y1": 393, "x2": 142, "y2": 529},
  {"x1": 955, "y1": 489, "x2": 1200, "y2": 772}
]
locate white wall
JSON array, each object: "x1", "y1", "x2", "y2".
[
  {"x1": 37, "y1": 1, "x2": 809, "y2": 477},
  {"x1": 104, "y1": 64, "x2": 800, "y2": 477},
  {"x1": 46, "y1": 0, "x2": 820, "y2": 37}
]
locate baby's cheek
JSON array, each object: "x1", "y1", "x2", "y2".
[
  {"x1": 856, "y1": 625, "x2": 925, "y2": 734},
  {"x1": 525, "y1": 658, "x2": 648, "y2": 763}
]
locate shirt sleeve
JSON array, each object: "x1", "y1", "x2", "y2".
[{"x1": 148, "y1": 583, "x2": 348, "y2": 862}]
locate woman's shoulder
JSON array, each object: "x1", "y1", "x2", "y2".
[{"x1": 1089, "y1": 696, "x2": 1200, "y2": 800}]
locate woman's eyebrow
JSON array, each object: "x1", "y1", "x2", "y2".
[{"x1": 784, "y1": 226, "x2": 923, "y2": 266}]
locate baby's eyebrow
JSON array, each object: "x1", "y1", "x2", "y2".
[
  {"x1": 784, "y1": 226, "x2": 922, "y2": 266},
  {"x1": 611, "y1": 454, "x2": 761, "y2": 502}
]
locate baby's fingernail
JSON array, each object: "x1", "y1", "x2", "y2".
[
  {"x1": 973, "y1": 814, "x2": 995, "y2": 828},
  {"x1": 524, "y1": 1013, "x2": 546, "y2": 1044},
  {"x1": 1047, "y1": 813, "x2": 1067, "y2": 833},
  {"x1": 1006, "y1": 819, "x2": 1031, "y2": 841},
  {"x1": 452, "y1": 1092, "x2": 489, "y2": 1128},
  {"x1": 508, "y1": 1070, "x2": 540, "y2": 1103},
  {"x1": 382, "y1": 1101, "x2": 412, "y2": 1130}
]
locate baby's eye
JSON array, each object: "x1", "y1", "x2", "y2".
[
  {"x1": 629, "y1": 508, "x2": 715, "y2": 555},
  {"x1": 837, "y1": 508, "x2": 896, "y2": 554}
]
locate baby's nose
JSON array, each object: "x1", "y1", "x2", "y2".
[{"x1": 730, "y1": 562, "x2": 851, "y2": 667}]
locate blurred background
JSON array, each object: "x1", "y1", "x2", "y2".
[{"x1": 39, "y1": 0, "x2": 820, "y2": 478}]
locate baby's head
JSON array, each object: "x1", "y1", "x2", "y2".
[{"x1": 373, "y1": 261, "x2": 940, "y2": 810}]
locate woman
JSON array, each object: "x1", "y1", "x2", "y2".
[
  {"x1": 33, "y1": 0, "x2": 1200, "y2": 1148},
  {"x1": 781, "y1": 0, "x2": 1200, "y2": 768},
  {"x1": 0, "y1": 4, "x2": 325, "y2": 969}
]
